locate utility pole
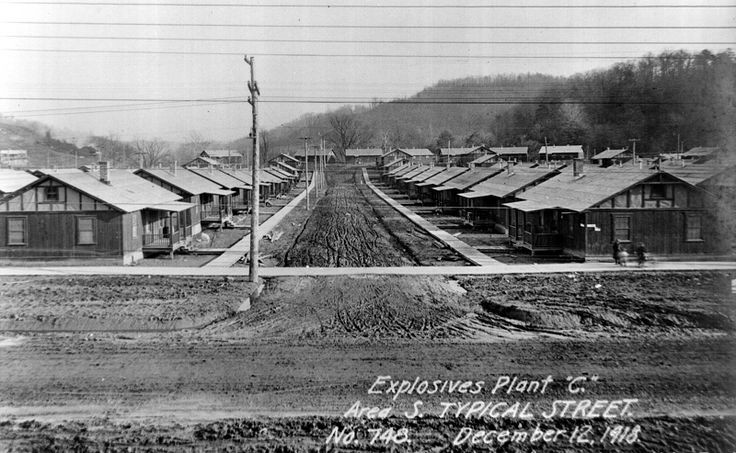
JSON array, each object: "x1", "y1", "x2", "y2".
[
  {"x1": 629, "y1": 138, "x2": 640, "y2": 162},
  {"x1": 300, "y1": 136, "x2": 311, "y2": 210},
  {"x1": 245, "y1": 55, "x2": 261, "y2": 283}
]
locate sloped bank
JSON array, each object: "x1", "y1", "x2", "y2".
[{"x1": 0, "y1": 276, "x2": 259, "y2": 332}]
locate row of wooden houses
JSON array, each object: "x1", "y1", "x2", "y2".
[
  {"x1": 382, "y1": 157, "x2": 734, "y2": 261},
  {"x1": 0, "y1": 160, "x2": 300, "y2": 264}
]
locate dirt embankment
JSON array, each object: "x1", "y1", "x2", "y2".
[
  {"x1": 279, "y1": 167, "x2": 466, "y2": 267},
  {"x1": 207, "y1": 271, "x2": 735, "y2": 342},
  {"x1": 0, "y1": 276, "x2": 258, "y2": 332}
]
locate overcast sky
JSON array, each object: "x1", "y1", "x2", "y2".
[{"x1": 1, "y1": 1, "x2": 734, "y2": 143}]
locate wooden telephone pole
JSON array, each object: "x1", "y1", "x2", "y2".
[
  {"x1": 245, "y1": 55, "x2": 260, "y2": 282},
  {"x1": 300, "y1": 136, "x2": 311, "y2": 210}
]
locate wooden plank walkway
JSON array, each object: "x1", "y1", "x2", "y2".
[
  {"x1": 204, "y1": 179, "x2": 317, "y2": 267},
  {"x1": 362, "y1": 169, "x2": 500, "y2": 266}
]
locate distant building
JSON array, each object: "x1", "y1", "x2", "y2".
[
  {"x1": 199, "y1": 149, "x2": 243, "y2": 166},
  {"x1": 344, "y1": 148, "x2": 384, "y2": 165},
  {"x1": 591, "y1": 148, "x2": 632, "y2": 167},
  {"x1": 0, "y1": 150, "x2": 29, "y2": 168},
  {"x1": 537, "y1": 145, "x2": 584, "y2": 161},
  {"x1": 381, "y1": 148, "x2": 436, "y2": 167},
  {"x1": 437, "y1": 146, "x2": 490, "y2": 166}
]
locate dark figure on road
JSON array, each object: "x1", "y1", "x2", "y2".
[
  {"x1": 636, "y1": 243, "x2": 647, "y2": 267},
  {"x1": 612, "y1": 238, "x2": 621, "y2": 265}
]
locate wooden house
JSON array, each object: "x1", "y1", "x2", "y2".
[
  {"x1": 459, "y1": 163, "x2": 563, "y2": 232},
  {"x1": 431, "y1": 167, "x2": 503, "y2": 214},
  {"x1": 403, "y1": 167, "x2": 446, "y2": 198},
  {"x1": 382, "y1": 163, "x2": 412, "y2": 182},
  {"x1": 0, "y1": 165, "x2": 195, "y2": 264},
  {"x1": 503, "y1": 160, "x2": 728, "y2": 260},
  {"x1": 538, "y1": 145, "x2": 584, "y2": 161},
  {"x1": 394, "y1": 165, "x2": 435, "y2": 192},
  {"x1": 133, "y1": 167, "x2": 234, "y2": 231},
  {"x1": 381, "y1": 148, "x2": 436, "y2": 167},
  {"x1": 437, "y1": 146, "x2": 490, "y2": 166},
  {"x1": 218, "y1": 168, "x2": 277, "y2": 204},
  {"x1": 200, "y1": 149, "x2": 243, "y2": 166},
  {"x1": 591, "y1": 148, "x2": 632, "y2": 167},
  {"x1": 184, "y1": 155, "x2": 221, "y2": 168},
  {"x1": 489, "y1": 146, "x2": 529, "y2": 163},
  {"x1": 187, "y1": 167, "x2": 251, "y2": 214},
  {"x1": 414, "y1": 167, "x2": 470, "y2": 205},
  {"x1": 344, "y1": 148, "x2": 384, "y2": 165},
  {"x1": 386, "y1": 163, "x2": 420, "y2": 184}
]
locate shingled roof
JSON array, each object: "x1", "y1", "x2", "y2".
[
  {"x1": 460, "y1": 165, "x2": 561, "y2": 199},
  {"x1": 504, "y1": 165, "x2": 658, "y2": 212}
]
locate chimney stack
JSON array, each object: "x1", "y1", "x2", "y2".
[
  {"x1": 99, "y1": 161, "x2": 110, "y2": 184},
  {"x1": 573, "y1": 158, "x2": 584, "y2": 177},
  {"x1": 172, "y1": 161, "x2": 177, "y2": 176}
]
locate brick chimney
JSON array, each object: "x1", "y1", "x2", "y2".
[
  {"x1": 99, "y1": 161, "x2": 110, "y2": 184},
  {"x1": 573, "y1": 158, "x2": 584, "y2": 177}
]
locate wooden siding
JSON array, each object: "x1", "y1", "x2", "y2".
[
  {"x1": 2, "y1": 179, "x2": 111, "y2": 213},
  {"x1": 0, "y1": 211, "x2": 126, "y2": 259}
]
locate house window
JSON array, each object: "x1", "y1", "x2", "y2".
[
  {"x1": 685, "y1": 214, "x2": 702, "y2": 241},
  {"x1": 7, "y1": 217, "x2": 27, "y2": 245},
  {"x1": 613, "y1": 215, "x2": 631, "y2": 242},
  {"x1": 76, "y1": 216, "x2": 96, "y2": 245},
  {"x1": 45, "y1": 186, "x2": 59, "y2": 202},
  {"x1": 647, "y1": 184, "x2": 671, "y2": 200}
]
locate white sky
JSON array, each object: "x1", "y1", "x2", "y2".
[{"x1": 1, "y1": 0, "x2": 734, "y2": 142}]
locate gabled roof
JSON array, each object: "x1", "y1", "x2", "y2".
[
  {"x1": 433, "y1": 168, "x2": 501, "y2": 191},
  {"x1": 268, "y1": 167, "x2": 297, "y2": 179},
  {"x1": 186, "y1": 156, "x2": 221, "y2": 166},
  {"x1": 0, "y1": 169, "x2": 37, "y2": 194},
  {"x1": 470, "y1": 154, "x2": 496, "y2": 165},
  {"x1": 28, "y1": 169, "x2": 189, "y2": 213},
  {"x1": 345, "y1": 148, "x2": 384, "y2": 157},
  {"x1": 219, "y1": 168, "x2": 274, "y2": 187},
  {"x1": 383, "y1": 158, "x2": 404, "y2": 168},
  {"x1": 275, "y1": 161, "x2": 299, "y2": 173},
  {"x1": 460, "y1": 165, "x2": 561, "y2": 199},
  {"x1": 406, "y1": 166, "x2": 445, "y2": 183},
  {"x1": 438, "y1": 146, "x2": 486, "y2": 157},
  {"x1": 538, "y1": 145, "x2": 584, "y2": 155},
  {"x1": 188, "y1": 168, "x2": 252, "y2": 190},
  {"x1": 489, "y1": 146, "x2": 528, "y2": 156},
  {"x1": 659, "y1": 159, "x2": 730, "y2": 186},
  {"x1": 134, "y1": 168, "x2": 233, "y2": 196},
  {"x1": 279, "y1": 153, "x2": 300, "y2": 163},
  {"x1": 391, "y1": 165, "x2": 420, "y2": 177},
  {"x1": 416, "y1": 167, "x2": 470, "y2": 187},
  {"x1": 682, "y1": 147, "x2": 720, "y2": 158},
  {"x1": 202, "y1": 149, "x2": 243, "y2": 158},
  {"x1": 398, "y1": 166, "x2": 430, "y2": 180},
  {"x1": 387, "y1": 163, "x2": 412, "y2": 175},
  {"x1": 393, "y1": 148, "x2": 434, "y2": 157},
  {"x1": 592, "y1": 148, "x2": 630, "y2": 160},
  {"x1": 504, "y1": 165, "x2": 659, "y2": 212}
]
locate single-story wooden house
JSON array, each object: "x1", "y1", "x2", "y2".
[
  {"x1": 591, "y1": 148, "x2": 632, "y2": 167},
  {"x1": 187, "y1": 167, "x2": 251, "y2": 214},
  {"x1": 0, "y1": 165, "x2": 195, "y2": 264},
  {"x1": 432, "y1": 167, "x2": 503, "y2": 214},
  {"x1": 459, "y1": 163, "x2": 563, "y2": 232},
  {"x1": 133, "y1": 167, "x2": 234, "y2": 231},
  {"x1": 344, "y1": 148, "x2": 385, "y2": 165},
  {"x1": 200, "y1": 149, "x2": 243, "y2": 166},
  {"x1": 681, "y1": 147, "x2": 721, "y2": 162},
  {"x1": 294, "y1": 148, "x2": 335, "y2": 165},
  {"x1": 402, "y1": 167, "x2": 446, "y2": 198},
  {"x1": 386, "y1": 163, "x2": 421, "y2": 184},
  {"x1": 184, "y1": 155, "x2": 222, "y2": 168},
  {"x1": 503, "y1": 160, "x2": 728, "y2": 260},
  {"x1": 489, "y1": 146, "x2": 529, "y2": 162},
  {"x1": 538, "y1": 145, "x2": 584, "y2": 161},
  {"x1": 394, "y1": 165, "x2": 435, "y2": 192},
  {"x1": 437, "y1": 146, "x2": 491, "y2": 166},
  {"x1": 414, "y1": 167, "x2": 470, "y2": 204},
  {"x1": 381, "y1": 148, "x2": 436, "y2": 167}
]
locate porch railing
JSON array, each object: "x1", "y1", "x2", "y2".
[{"x1": 143, "y1": 229, "x2": 180, "y2": 248}]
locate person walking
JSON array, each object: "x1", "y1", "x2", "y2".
[
  {"x1": 635, "y1": 242, "x2": 647, "y2": 267},
  {"x1": 612, "y1": 238, "x2": 621, "y2": 265}
]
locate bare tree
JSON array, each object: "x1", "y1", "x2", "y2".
[
  {"x1": 135, "y1": 139, "x2": 170, "y2": 168},
  {"x1": 327, "y1": 109, "x2": 373, "y2": 162}
]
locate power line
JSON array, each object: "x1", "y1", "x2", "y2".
[
  {"x1": 3, "y1": 48, "x2": 719, "y2": 59},
  {"x1": 5, "y1": 34, "x2": 735, "y2": 46},
  {"x1": 5, "y1": 21, "x2": 735, "y2": 30},
  {"x1": 6, "y1": 1, "x2": 736, "y2": 7}
]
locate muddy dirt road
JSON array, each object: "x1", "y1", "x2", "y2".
[
  {"x1": 0, "y1": 271, "x2": 734, "y2": 451},
  {"x1": 280, "y1": 167, "x2": 466, "y2": 267}
]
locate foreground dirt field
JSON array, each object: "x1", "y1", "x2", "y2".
[{"x1": 0, "y1": 271, "x2": 734, "y2": 451}]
